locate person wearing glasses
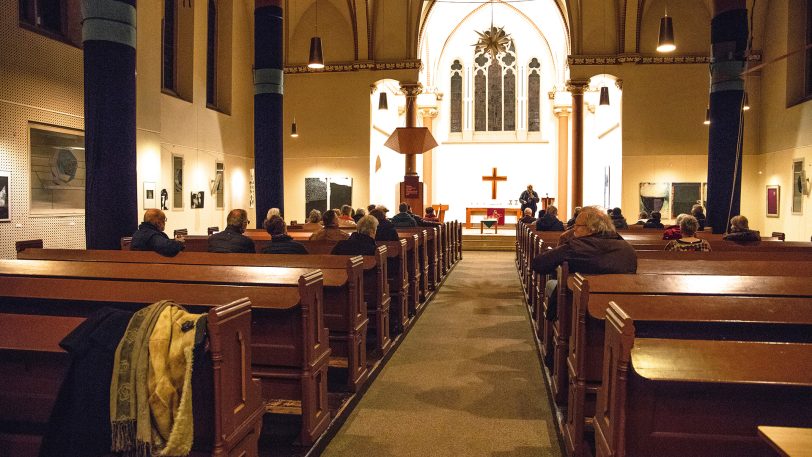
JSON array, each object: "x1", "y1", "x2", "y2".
[
  {"x1": 131, "y1": 209, "x2": 185, "y2": 257},
  {"x1": 208, "y1": 209, "x2": 255, "y2": 253},
  {"x1": 532, "y1": 206, "x2": 637, "y2": 321}
]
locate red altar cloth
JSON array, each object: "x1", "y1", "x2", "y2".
[{"x1": 486, "y1": 208, "x2": 505, "y2": 225}]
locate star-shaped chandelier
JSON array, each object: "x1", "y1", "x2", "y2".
[{"x1": 473, "y1": 26, "x2": 512, "y2": 59}]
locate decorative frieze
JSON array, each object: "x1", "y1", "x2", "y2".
[
  {"x1": 285, "y1": 59, "x2": 423, "y2": 74},
  {"x1": 568, "y1": 52, "x2": 761, "y2": 66}
]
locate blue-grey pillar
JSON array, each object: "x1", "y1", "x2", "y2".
[
  {"x1": 82, "y1": 0, "x2": 137, "y2": 249},
  {"x1": 254, "y1": 0, "x2": 284, "y2": 227},
  {"x1": 706, "y1": 1, "x2": 748, "y2": 233}
]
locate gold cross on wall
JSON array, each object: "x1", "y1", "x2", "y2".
[{"x1": 482, "y1": 167, "x2": 507, "y2": 199}]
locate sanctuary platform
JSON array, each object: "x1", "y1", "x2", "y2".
[{"x1": 462, "y1": 225, "x2": 517, "y2": 251}]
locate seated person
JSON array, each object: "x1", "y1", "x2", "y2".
[
  {"x1": 423, "y1": 207, "x2": 440, "y2": 222},
  {"x1": 370, "y1": 207, "x2": 400, "y2": 241},
  {"x1": 131, "y1": 209, "x2": 185, "y2": 257},
  {"x1": 723, "y1": 215, "x2": 761, "y2": 242},
  {"x1": 391, "y1": 202, "x2": 418, "y2": 227},
  {"x1": 610, "y1": 207, "x2": 629, "y2": 230},
  {"x1": 536, "y1": 205, "x2": 565, "y2": 231},
  {"x1": 664, "y1": 215, "x2": 711, "y2": 251},
  {"x1": 266, "y1": 207, "x2": 281, "y2": 220},
  {"x1": 532, "y1": 207, "x2": 637, "y2": 320},
  {"x1": 338, "y1": 204, "x2": 357, "y2": 227},
  {"x1": 634, "y1": 211, "x2": 649, "y2": 225},
  {"x1": 261, "y1": 216, "x2": 308, "y2": 254},
  {"x1": 519, "y1": 208, "x2": 536, "y2": 224},
  {"x1": 302, "y1": 209, "x2": 323, "y2": 231},
  {"x1": 352, "y1": 207, "x2": 366, "y2": 223},
  {"x1": 566, "y1": 206, "x2": 582, "y2": 229},
  {"x1": 691, "y1": 204, "x2": 707, "y2": 231},
  {"x1": 663, "y1": 213, "x2": 688, "y2": 240},
  {"x1": 643, "y1": 211, "x2": 664, "y2": 229},
  {"x1": 208, "y1": 209, "x2": 255, "y2": 253},
  {"x1": 309, "y1": 209, "x2": 350, "y2": 241},
  {"x1": 332, "y1": 215, "x2": 378, "y2": 255}
]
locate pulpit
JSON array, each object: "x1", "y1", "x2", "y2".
[{"x1": 540, "y1": 196, "x2": 555, "y2": 210}]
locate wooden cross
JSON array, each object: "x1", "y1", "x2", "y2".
[{"x1": 482, "y1": 167, "x2": 507, "y2": 199}]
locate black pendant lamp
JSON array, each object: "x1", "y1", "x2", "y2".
[
  {"x1": 290, "y1": 117, "x2": 299, "y2": 137},
  {"x1": 742, "y1": 92, "x2": 750, "y2": 111},
  {"x1": 378, "y1": 91, "x2": 388, "y2": 110},
  {"x1": 599, "y1": 86, "x2": 610, "y2": 106},
  {"x1": 703, "y1": 108, "x2": 710, "y2": 125},
  {"x1": 657, "y1": 9, "x2": 676, "y2": 53},
  {"x1": 308, "y1": 37, "x2": 324, "y2": 69}
]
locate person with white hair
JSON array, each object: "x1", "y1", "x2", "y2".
[{"x1": 331, "y1": 215, "x2": 379, "y2": 255}]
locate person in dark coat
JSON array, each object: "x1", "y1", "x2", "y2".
[
  {"x1": 566, "y1": 206, "x2": 582, "y2": 229},
  {"x1": 723, "y1": 215, "x2": 761, "y2": 242},
  {"x1": 691, "y1": 204, "x2": 707, "y2": 231},
  {"x1": 352, "y1": 207, "x2": 367, "y2": 223},
  {"x1": 131, "y1": 209, "x2": 185, "y2": 256},
  {"x1": 532, "y1": 207, "x2": 637, "y2": 321},
  {"x1": 634, "y1": 211, "x2": 649, "y2": 225},
  {"x1": 519, "y1": 184, "x2": 539, "y2": 215},
  {"x1": 332, "y1": 215, "x2": 379, "y2": 255},
  {"x1": 261, "y1": 216, "x2": 308, "y2": 254},
  {"x1": 208, "y1": 209, "x2": 255, "y2": 253},
  {"x1": 536, "y1": 205, "x2": 565, "y2": 231},
  {"x1": 391, "y1": 202, "x2": 418, "y2": 227},
  {"x1": 370, "y1": 207, "x2": 400, "y2": 241},
  {"x1": 643, "y1": 211, "x2": 665, "y2": 229},
  {"x1": 519, "y1": 208, "x2": 536, "y2": 224},
  {"x1": 610, "y1": 207, "x2": 629, "y2": 230}
]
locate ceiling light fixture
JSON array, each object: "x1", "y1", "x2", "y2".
[
  {"x1": 308, "y1": 0, "x2": 324, "y2": 69},
  {"x1": 657, "y1": 6, "x2": 676, "y2": 53},
  {"x1": 290, "y1": 117, "x2": 299, "y2": 137}
]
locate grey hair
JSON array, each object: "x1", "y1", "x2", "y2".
[
  {"x1": 729, "y1": 215, "x2": 749, "y2": 232},
  {"x1": 524, "y1": 208, "x2": 533, "y2": 216},
  {"x1": 675, "y1": 213, "x2": 690, "y2": 226},
  {"x1": 266, "y1": 207, "x2": 281, "y2": 219},
  {"x1": 679, "y1": 215, "x2": 699, "y2": 236},
  {"x1": 356, "y1": 215, "x2": 379, "y2": 237},
  {"x1": 307, "y1": 209, "x2": 322, "y2": 223},
  {"x1": 579, "y1": 206, "x2": 616, "y2": 234}
]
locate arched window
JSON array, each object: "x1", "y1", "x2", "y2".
[
  {"x1": 473, "y1": 42, "x2": 517, "y2": 132},
  {"x1": 450, "y1": 60, "x2": 463, "y2": 133},
  {"x1": 528, "y1": 58, "x2": 541, "y2": 132},
  {"x1": 206, "y1": 0, "x2": 218, "y2": 107}
]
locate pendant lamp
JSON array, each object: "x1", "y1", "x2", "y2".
[
  {"x1": 290, "y1": 118, "x2": 299, "y2": 137},
  {"x1": 378, "y1": 91, "x2": 389, "y2": 110},
  {"x1": 599, "y1": 86, "x2": 610, "y2": 106},
  {"x1": 308, "y1": 37, "x2": 324, "y2": 69},
  {"x1": 742, "y1": 92, "x2": 750, "y2": 111},
  {"x1": 703, "y1": 108, "x2": 710, "y2": 125},
  {"x1": 657, "y1": 9, "x2": 676, "y2": 53}
]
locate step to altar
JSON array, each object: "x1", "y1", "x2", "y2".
[{"x1": 462, "y1": 233, "x2": 516, "y2": 251}]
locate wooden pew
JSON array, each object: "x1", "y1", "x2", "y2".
[
  {"x1": 0, "y1": 298, "x2": 264, "y2": 457},
  {"x1": 594, "y1": 303, "x2": 812, "y2": 457},
  {"x1": 758, "y1": 426, "x2": 812, "y2": 457},
  {"x1": 0, "y1": 259, "x2": 330, "y2": 446},
  {"x1": 399, "y1": 229, "x2": 429, "y2": 303},
  {"x1": 563, "y1": 273, "x2": 812, "y2": 457},
  {"x1": 400, "y1": 226, "x2": 440, "y2": 292},
  {"x1": 17, "y1": 248, "x2": 378, "y2": 392}
]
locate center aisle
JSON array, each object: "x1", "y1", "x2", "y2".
[{"x1": 321, "y1": 251, "x2": 563, "y2": 457}]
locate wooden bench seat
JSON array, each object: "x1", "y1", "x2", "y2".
[
  {"x1": 594, "y1": 303, "x2": 812, "y2": 457},
  {"x1": 0, "y1": 298, "x2": 264, "y2": 457},
  {"x1": 0, "y1": 259, "x2": 330, "y2": 446}
]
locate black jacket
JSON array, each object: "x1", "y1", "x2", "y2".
[
  {"x1": 375, "y1": 218, "x2": 401, "y2": 241},
  {"x1": 531, "y1": 232, "x2": 638, "y2": 276},
  {"x1": 611, "y1": 215, "x2": 629, "y2": 230},
  {"x1": 331, "y1": 232, "x2": 377, "y2": 256},
  {"x1": 643, "y1": 219, "x2": 664, "y2": 229},
  {"x1": 261, "y1": 234, "x2": 308, "y2": 254},
  {"x1": 391, "y1": 212, "x2": 418, "y2": 227},
  {"x1": 536, "y1": 213, "x2": 565, "y2": 231},
  {"x1": 723, "y1": 229, "x2": 761, "y2": 243},
  {"x1": 208, "y1": 226, "x2": 256, "y2": 253},
  {"x1": 131, "y1": 222, "x2": 185, "y2": 256}
]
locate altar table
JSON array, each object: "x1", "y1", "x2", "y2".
[{"x1": 465, "y1": 207, "x2": 523, "y2": 229}]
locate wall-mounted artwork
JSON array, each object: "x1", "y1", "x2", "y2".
[
  {"x1": 160, "y1": 189, "x2": 168, "y2": 210},
  {"x1": 670, "y1": 182, "x2": 705, "y2": 218},
  {"x1": 305, "y1": 177, "x2": 353, "y2": 215},
  {"x1": 143, "y1": 181, "x2": 156, "y2": 208},
  {"x1": 639, "y1": 182, "x2": 670, "y2": 217},
  {"x1": 172, "y1": 155, "x2": 184, "y2": 209},
  {"x1": 766, "y1": 185, "x2": 780, "y2": 218},
  {"x1": 29, "y1": 124, "x2": 85, "y2": 215},
  {"x1": 249, "y1": 168, "x2": 255, "y2": 209},
  {"x1": 213, "y1": 162, "x2": 224, "y2": 209},
  {"x1": 792, "y1": 159, "x2": 804, "y2": 215},
  {"x1": 191, "y1": 191, "x2": 204, "y2": 209},
  {"x1": 0, "y1": 171, "x2": 9, "y2": 222}
]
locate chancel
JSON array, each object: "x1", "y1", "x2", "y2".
[{"x1": 2, "y1": 0, "x2": 812, "y2": 456}]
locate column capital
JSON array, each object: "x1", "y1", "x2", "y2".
[
  {"x1": 614, "y1": 79, "x2": 624, "y2": 90},
  {"x1": 553, "y1": 106, "x2": 572, "y2": 116},
  {"x1": 418, "y1": 108, "x2": 439, "y2": 118},
  {"x1": 566, "y1": 79, "x2": 590, "y2": 94},
  {"x1": 400, "y1": 82, "x2": 423, "y2": 98}
]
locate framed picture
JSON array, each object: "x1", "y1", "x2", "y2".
[
  {"x1": 249, "y1": 168, "x2": 255, "y2": 209},
  {"x1": 639, "y1": 182, "x2": 670, "y2": 218},
  {"x1": 0, "y1": 170, "x2": 10, "y2": 222},
  {"x1": 143, "y1": 181, "x2": 156, "y2": 209},
  {"x1": 792, "y1": 159, "x2": 804, "y2": 215},
  {"x1": 191, "y1": 191, "x2": 204, "y2": 209},
  {"x1": 29, "y1": 124, "x2": 85, "y2": 215},
  {"x1": 172, "y1": 155, "x2": 184, "y2": 209},
  {"x1": 766, "y1": 185, "x2": 780, "y2": 217}
]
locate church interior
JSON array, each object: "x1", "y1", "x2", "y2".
[{"x1": 1, "y1": 0, "x2": 812, "y2": 456}]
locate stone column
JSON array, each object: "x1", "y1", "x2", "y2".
[
  {"x1": 83, "y1": 0, "x2": 137, "y2": 249},
  {"x1": 707, "y1": 0, "x2": 747, "y2": 233},
  {"x1": 567, "y1": 80, "x2": 589, "y2": 212},
  {"x1": 400, "y1": 82, "x2": 422, "y2": 176},
  {"x1": 419, "y1": 107, "x2": 439, "y2": 204},
  {"x1": 553, "y1": 105, "x2": 571, "y2": 220},
  {"x1": 254, "y1": 0, "x2": 284, "y2": 227}
]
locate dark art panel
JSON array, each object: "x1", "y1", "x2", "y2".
[
  {"x1": 305, "y1": 177, "x2": 328, "y2": 216},
  {"x1": 488, "y1": 59, "x2": 502, "y2": 131},
  {"x1": 503, "y1": 68, "x2": 515, "y2": 131},
  {"x1": 329, "y1": 177, "x2": 353, "y2": 209},
  {"x1": 0, "y1": 172, "x2": 9, "y2": 221},
  {"x1": 671, "y1": 183, "x2": 702, "y2": 218},
  {"x1": 172, "y1": 155, "x2": 183, "y2": 209},
  {"x1": 450, "y1": 73, "x2": 462, "y2": 132},
  {"x1": 474, "y1": 71, "x2": 487, "y2": 131},
  {"x1": 528, "y1": 72, "x2": 540, "y2": 131}
]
